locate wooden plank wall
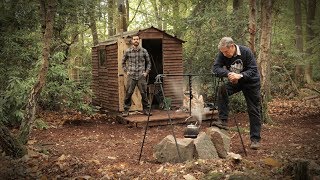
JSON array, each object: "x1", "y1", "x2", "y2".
[
  {"x1": 103, "y1": 43, "x2": 119, "y2": 111},
  {"x1": 97, "y1": 48, "x2": 108, "y2": 109},
  {"x1": 92, "y1": 43, "x2": 119, "y2": 111},
  {"x1": 91, "y1": 47, "x2": 100, "y2": 105},
  {"x1": 162, "y1": 34, "x2": 184, "y2": 108}
]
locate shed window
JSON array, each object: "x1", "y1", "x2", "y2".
[{"x1": 99, "y1": 49, "x2": 106, "y2": 67}]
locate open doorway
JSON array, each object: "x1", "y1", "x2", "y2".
[
  {"x1": 142, "y1": 39, "x2": 163, "y2": 108},
  {"x1": 142, "y1": 39, "x2": 163, "y2": 84}
]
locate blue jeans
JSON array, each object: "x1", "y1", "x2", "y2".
[
  {"x1": 217, "y1": 82, "x2": 261, "y2": 142},
  {"x1": 124, "y1": 75, "x2": 150, "y2": 111}
]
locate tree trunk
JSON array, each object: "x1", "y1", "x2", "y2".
[
  {"x1": 248, "y1": 0, "x2": 257, "y2": 56},
  {"x1": 0, "y1": 121, "x2": 26, "y2": 158},
  {"x1": 172, "y1": 0, "x2": 180, "y2": 36},
  {"x1": 162, "y1": 0, "x2": 167, "y2": 30},
  {"x1": 108, "y1": 0, "x2": 115, "y2": 36},
  {"x1": 150, "y1": 0, "x2": 164, "y2": 30},
  {"x1": 125, "y1": 0, "x2": 128, "y2": 31},
  {"x1": 19, "y1": 0, "x2": 56, "y2": 144},
  {"x1": 89, "y1": 1, "x2": 99, "y2": 46},
  {"x1": 257, "y1": 0, "x2": 273, "y2": 123},
  {"x1": 117, "y1": 0, "x2": 127, "y2": 33},
  {"x1": 294, "y1": 0, "x2": 304, "y2": 86},
  {"x1": 305, "y1": 0, "x2": 316, "y2": 84}
]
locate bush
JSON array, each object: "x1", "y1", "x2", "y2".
[
  {"x1": 0, "y1": 76, "x2": 34, "y2": 127},
  {"x1": 229, "y1": 93, "x2": 247, "y2": 114},
  {"x1": 39, "y1": 52, "x2": 94, "y2": 114}
]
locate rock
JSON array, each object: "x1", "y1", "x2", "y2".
[
  {"x1": 193, "y1": 132, "x2": 219, "y2": 159},
  {"x1": 21, "y1": 154, "x2": 30, "y2": 162},
  {"x1": 72, "y1": 175, "x2": 92, "y2": 180},
  {"x1": 227, "y1": 152, "x2": 242, "y2": 163},
  {"x1": 183, "y1": 174, "x2": 197, "y2": 180},
  {"x1": 156, "y1": 166, "x2": 164, "y2": 173},
  {"x1": 57, "y1": 154, "x2": 67, "y2": 161},
  {"x1": 206, "y1": 127, "x2": 231, "y2": 158},
  {"x1": 107, "y1": 156, "x2": 117, "y2": 160},
  {"x1": 153, "y1": 135, "x2": 194, "y2": 163}
]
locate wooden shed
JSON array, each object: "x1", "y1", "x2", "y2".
[{"x1": 91, "y1": 26, "x2": 185, "y2": 112}]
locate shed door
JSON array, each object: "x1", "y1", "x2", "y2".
[{"x1": 118, "y1": 38, "x2": 143, "y2": 112}]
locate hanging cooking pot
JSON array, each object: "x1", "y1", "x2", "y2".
[{"x1": 183, "y1": 124, "x2": 199, "y2": 138}]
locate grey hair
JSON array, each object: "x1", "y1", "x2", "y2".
[{"x1": 218, "y1": 37, "x2": 234, "y2": 49}]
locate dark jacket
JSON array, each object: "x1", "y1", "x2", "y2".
[{"x1": 212, "y1": 45, "x2": 260, "y2": 85}]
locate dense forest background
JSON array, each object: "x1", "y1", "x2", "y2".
[{"x1": 0, "y1": 0, "x2": 319, "y2": 157}]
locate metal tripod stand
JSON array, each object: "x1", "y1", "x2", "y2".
[{"x1": 138, "y1": 74, "x2": 182, "y2": 162}]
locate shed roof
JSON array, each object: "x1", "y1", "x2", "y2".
[{"x1": 96, "y1": 26, "x2": 185, "y2": 47}]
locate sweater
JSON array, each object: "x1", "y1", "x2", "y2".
[{"x1": 212, "y1": 45, "x2": 260, "y2": 85}]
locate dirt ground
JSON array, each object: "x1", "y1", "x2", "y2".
[{"x1": 1, "y1": 98, "x2": 319, "y2": 179}]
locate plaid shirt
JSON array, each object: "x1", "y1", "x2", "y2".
[{"x1": 122, "y1": 46, "x2": 151, "y2": 80}]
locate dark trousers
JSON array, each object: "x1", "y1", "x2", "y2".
[
  {"x1": 217, "y1": 82, "x2": 261, "y2": 142},
  {"x1": 124, "y1": 75, "x2": 149, "y2": 111}
]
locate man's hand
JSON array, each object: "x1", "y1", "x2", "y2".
[
  {"x1": 228, "y1": 72, "x2": 242, "y2": 84},
  {"x1": 143, "y1": 72, "x2": 147, "y2": 77}
]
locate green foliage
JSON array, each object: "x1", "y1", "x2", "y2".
[
  {"x1": 270, "y1": 0, "x2": 320, "y2": 95},
  {"x1": 162, "y1": 97, "x2": 172, "y2": 110},
  {"x1": 180, "y1": 1, "x2": 249, "y2": 111},
  {"x1": 0, "y1": 76, "x2": 35, "y2": 126},
  {"x1": 39, "y1": 52, "x2": 94, "y2": 114},
  {"x1": 229, "y1": 93, "x2": 247, "y2": 114},
  {"x1": 0, "y1": 17, "x2": 41, "y2": 93},
  {"x1": 34, "y1": 118, "x2": 49, "y2": 130},
  {"x1": 307, "y1": 22, "x2": 320, "y2": 81},
  {"x1": 0, "y1": 0, "x2": 41, "y2": 126},
  {"x1": 270, "y1": 61, "x2": 297, "y2": 97},
  {"x1": 0, "y1": 0, "x2": 95, "y2": 127},
  {"x1": 229, "y1": 126, "x2": 249, "y2": 133}
]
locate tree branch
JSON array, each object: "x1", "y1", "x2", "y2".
[{"x1": 127, "y1": 0, "x2": 143, "y2": 26}]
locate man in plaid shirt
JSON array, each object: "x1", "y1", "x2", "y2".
[{"x1": 122, "y1": 35, "x2": 152, "y2": 117}]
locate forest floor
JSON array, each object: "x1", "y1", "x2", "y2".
[{"x1": 0, "y1": 98, "x2": 319, "y2": 179}]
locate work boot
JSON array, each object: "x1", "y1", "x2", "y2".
[
  {"x1": 143, "y1": 109, "x2": 152, "y2": 116},
  {"x1": 212, "y1": 119, "x2": 228, "y2": 130},
  {"x1": 122, "y1": 110, "x2": 129, "y2": 117},
  {"x1": 250, "y1": 140, "x2": 260, "y2": 150}
]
